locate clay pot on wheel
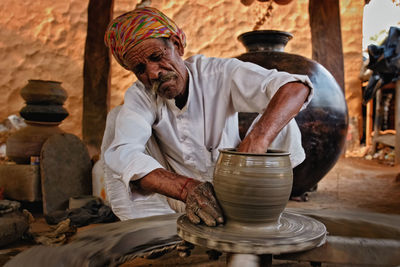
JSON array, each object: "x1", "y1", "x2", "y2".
[
  {"x1": 236, "y1": 30, "x2": 348, "y2": 196},
  {"x1": 213, "y1": 149, "x2": 292, "y2": 230}
]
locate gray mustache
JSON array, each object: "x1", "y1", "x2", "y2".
[{"x1": 151, "y1": 72, "x2": 178, "y2": 94}]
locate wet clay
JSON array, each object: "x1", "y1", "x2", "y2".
[
  {"x1": 213, "y1": 149, "x2": 293, "y2": 225},
  {"x1": 177, "y1": 212, "x2": 326, "y2": 254},
  {"x1": 178, "y1": 149, "x2": 326, "y2": 255}
]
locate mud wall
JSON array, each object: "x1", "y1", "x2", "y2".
[{"x1": 0, "y1": 0, "x2": 363, "y2": 138}]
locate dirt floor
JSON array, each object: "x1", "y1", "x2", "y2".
[
  {"x1": 287, "y1": 156, "x2": 400, "y2": 215},
  {"x1": 1, "y1": 156, "x2": 400, "y2": 266}
]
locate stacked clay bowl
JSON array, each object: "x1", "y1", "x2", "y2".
[
  {"x1": 213, "y1": 149, "x2": 293, "y2": 231},
  {"x1": 6, "y1": 80, "x2": 68, "y2": 164},
  {"x1": 19, "y1": 80, "x2": 68, "y2": 122}
]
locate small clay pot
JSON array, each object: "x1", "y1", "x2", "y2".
[
  {"x1": 20, "y1": 80, "x2": 67, "y2": 105},
  {"x1": 273, "y1": 0, "x2": 293, "y2": 5},
  {"x1": 6, "y1": 121, "x2": 63, "y2": 164},
  {"x1": 241, "y1": 0, "x2": 255, "y2": 5},
  {"x1": 213, "y1": 149, "x2": 293, "y2": 229},
  {"x1": 20, "y1": 104, "x2": 69, "y2": 123}
]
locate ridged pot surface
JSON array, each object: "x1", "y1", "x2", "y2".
[
  {"x1": 20, "y1": 80, "x2": 67, "y2": 105},
  {"x1": 236, "y1": 30, "x2": 348, "y2": 196},
  {"x1": 213, "y1": 149, "x2": 293, "y2": 227}
]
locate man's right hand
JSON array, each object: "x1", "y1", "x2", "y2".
[
  {"x1": 185, "y1": 181, "x2": 224, "y2": 227},
  {"x1": 135, "y1": 169, "x2": 224, "y2": 226}
]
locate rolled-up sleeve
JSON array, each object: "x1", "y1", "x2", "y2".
[
  {"x1": 224, "y1": 59, "x2": 314, "y2": 167},
  {"x1": 104, "y1": 85, "x2": 164, "y2": 189},
  {"x1": 229, "y1": 60, "x2": 314, "y2": 113}
]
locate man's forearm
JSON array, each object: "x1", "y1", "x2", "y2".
[
  {"x1": 238, "y1": 81, "x2": 310, "y2": 153},
  {"x1": 136, "y1": 168, "x2": 224, "y2": 226},
  {"x1": 133, "y1": 168, "x2": 200, "y2": 202}
]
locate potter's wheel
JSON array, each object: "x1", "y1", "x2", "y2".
[{"x1": 177, "y1": 211, "x2": 326, "y2": 255}]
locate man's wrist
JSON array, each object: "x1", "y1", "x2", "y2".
[{"x1": 180, "y1": 178, "x2": 200, "y2": 202}]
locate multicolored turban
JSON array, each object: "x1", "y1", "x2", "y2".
[{"x1": 104, "y1": 7, "x2": 186, "y2": 69}]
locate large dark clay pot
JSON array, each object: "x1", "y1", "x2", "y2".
[{"x1": 236, "y1": 30, "x2": 348, "y2": 196}]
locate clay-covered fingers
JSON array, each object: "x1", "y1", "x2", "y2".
[
  {"x1": 188, "y1": 204, "x2": 219, "y2": 226},
  {"x1": 185, "y1": 182, "x2": 224, "y2": 226},
  {"x1": 200, "y1": 182, "x2": 224, "y2": 224},
  {"x1": 197, "y1": 208, "x2": 218, "y2": 226},
  {"x1": 186, "y1": 207, "x2": 200, "y2": 225}
]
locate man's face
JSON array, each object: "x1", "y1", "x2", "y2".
[{"x1": 124, "y1": 37, "x2": 188, "y2": 100}]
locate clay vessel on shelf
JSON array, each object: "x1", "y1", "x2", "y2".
[
  {"x1": 20, "y1": 80, "x2": 67, "y2": 105},
  {"x1": 236, "y1": 30, "x2": 348, "y2": 196},
  {"x1": 6, "y1": 121, "x2": 64, "y2": 164},
  {"x1": 213, "y1": 149, "x2": 292, "y2": 229}
]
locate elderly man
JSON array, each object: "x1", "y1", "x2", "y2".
[{"x1": 103, "y1": 7, "x2": 313, "y2": 226}]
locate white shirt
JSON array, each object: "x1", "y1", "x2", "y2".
[{"x1": 104, "y1": 55, "x2": 314, "y2": 220}]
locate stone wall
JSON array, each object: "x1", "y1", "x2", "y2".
[{"x1": 0, "y1": 0, "x2": 363, "y2": 138}]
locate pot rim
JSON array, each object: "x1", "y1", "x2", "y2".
[
  {"x1": 219, "y1": 148, "x2": 290, "y2": 156},
  {"x1": 237, "y1": 30, "x2": 293, "y2": 42},
  {"x1": 28, "y1": 79, "x2": 62, "y2": 84}
]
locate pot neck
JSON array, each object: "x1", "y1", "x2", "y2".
[{"x1": 238, "y1": 30, "x2": 293, "y2": 52}]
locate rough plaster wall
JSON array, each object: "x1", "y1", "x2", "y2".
[
  {"x1": 340, "y1": 0, "x2": 364, "y2": 130},
  {"x1": 0, "y1": 0, "x2": 363, "y2": 138},
  {"x1": 0, "y1": 0, "x2": 88, "y2": 137},
  {"x1": 110, "y1": 0, "x2": 312, "y2": 108}
]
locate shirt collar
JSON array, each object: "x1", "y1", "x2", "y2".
[{"x1": 165, "y1": 66, "x2": 192, "y2": 115}]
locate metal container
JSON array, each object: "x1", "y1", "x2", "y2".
[{"x1": 213, "y1": 149, "x2": 293, "y2": 230}]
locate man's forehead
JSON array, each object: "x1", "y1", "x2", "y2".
[{"x1": 126, "y1": 38, "x2": 166, "y2": 63}]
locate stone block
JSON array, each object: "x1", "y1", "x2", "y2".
[
  {"x1": 0, "y1": 164, "x2": 41, "y2": 202},
  {"x1": 40, "y1": 133, "x2": 91, "y2": 214},
  {"x1": 0, "y1": 212, "x2": 29, "y2": 247}
]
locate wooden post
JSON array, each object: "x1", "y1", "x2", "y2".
[
  {"x1": 83, "y1": 0, "x2": 114, "y2": 153},
  {"x1": 395, "y1": 80, "x2": 400, "y2": 165},
  {"x1": 309, "y1": 0, "x2": 345, "y2": 91},
  {"x1": 366, "y1": 100, "x2": 373, "y2": 146},
  {"x1": 371, "y1": 89, "x2": 382, "y2": 154}
]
